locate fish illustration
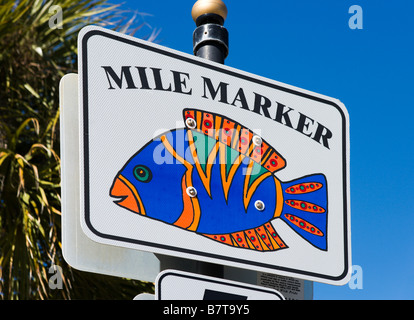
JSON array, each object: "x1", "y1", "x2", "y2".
[{"x1": 110, "y1": 109, "x2": 328, "y2": 251}]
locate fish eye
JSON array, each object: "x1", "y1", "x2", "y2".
[{"x1": 133, "y1": 165, "x2": 152, "y2": 183}]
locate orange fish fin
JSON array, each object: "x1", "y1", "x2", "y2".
[
  {"x1": 183, "y1": 108, "x2": 286, "y2": 172},
  {"x1": 230, "y1": 231, "x2": 250, "y2": 249},
  {"x1": 219, "y1": 143, "x2": 245, "y2": 202},
  {"x1": 244, "y1": 228, "x2": 266, "y2": 251},
  {"x1": 202, "y1": 233, "x2": 234, "y2": 247},
  {"x1": 187, "y1": 130, "x2": 219, "y2": 197},
  {"x1": 243, "y1": 159, "x2": 272, "y2": 212},
  {"x1": 174, "y1": 174, "x2": 194, "y2": 229},
  {"x1": 255, "y1": 226, "x2": 274, "y2": 251},
  {"x1": 261, "y1": 149, "x2": 286, "y2": 173},
  {"x1": 263, "y1": 222, "x2": 288, "y2": 249},
  {"x1": 201, "y1": 223, "x2": 288, "y2": 252}
]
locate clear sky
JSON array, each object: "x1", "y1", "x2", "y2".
[{"x1": 107, "y1": 0, "x2": 414, "y2": 300}]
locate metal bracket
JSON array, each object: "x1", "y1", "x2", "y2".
[{"x1": 193, "y1": 23, "x2": 229, "y2": 58}]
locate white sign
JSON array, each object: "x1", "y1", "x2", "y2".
[
  {"x1": 156, "y1": 270, "x2": 284, "y2": 300},
  {"x1": 60, "y1": 73, "x2": 160, "y2": 281},
  {"x1": 76, "y1": 26, "x2": 351, "y2": 285}
]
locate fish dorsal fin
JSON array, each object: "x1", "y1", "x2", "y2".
[
  {"x1": 187, "y1": 129, "x2": 219, "y2": 198},
  {"x1": 183, "y1": 109, "x2": 286, "y2": 173},
  {"x1": 191, "y1": 130, "x2": 217, "y2": 173}
]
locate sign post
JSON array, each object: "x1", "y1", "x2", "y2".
[{"x1": 156, "y1": 0, "x2": 231, "y2": 280}]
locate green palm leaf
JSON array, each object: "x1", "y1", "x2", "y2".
[{"x1": 0, "y1": 0, "x2": 156, "y2": 300}]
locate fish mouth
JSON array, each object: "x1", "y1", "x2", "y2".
[{"x1": 110, "y1": 174, "x2": 143, "y2": 214}]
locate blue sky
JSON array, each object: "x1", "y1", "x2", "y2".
[{"x1": 108, "y1": 0, "x2": 414, "y2": 299}]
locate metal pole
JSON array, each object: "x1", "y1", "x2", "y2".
[
  {"x1": 156, "y1": 0, "x2": 229, "y2": 279},
  {"x1": 192, "y1": 0, "x2": 229, "y2": 64},
  {"x1": 191, "y1": 0, "x2": 229, "y2": 278}
]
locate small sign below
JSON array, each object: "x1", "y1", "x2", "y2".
[{"x1": 155, "y1": 270, "x2": 284, "y2": 300}]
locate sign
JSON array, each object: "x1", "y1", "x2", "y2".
[
  {"x1": 155, "y1": 270, "x2": 284, "y2": 300},
  {"x1": 76, "y1": 26, "x2": 351, "y2": 285},
  {"x1": 257, "y1": 272, "x2": 312, "y2": 300},
  {"x1": 60, "y1": 73, "x2": 160, "y2": 281}
]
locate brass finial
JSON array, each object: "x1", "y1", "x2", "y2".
[{"x1": 191, "y1": 0, "x2": 228, "y2": 22}]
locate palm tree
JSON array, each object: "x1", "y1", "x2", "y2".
[{"x1": 0, "y1": 0, "x2": 157, "y2": 299}]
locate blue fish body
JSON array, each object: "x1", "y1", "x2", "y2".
[
  {"x1": 110, "y1": 109, "x2": 328, "y2": 251},
  {"x1": 118, "y1": 134, "x2": 187, "y2": 224}
]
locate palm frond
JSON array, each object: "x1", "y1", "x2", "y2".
[{"x1": 0, "y1": 0, "x2": 157, "y2": 300}]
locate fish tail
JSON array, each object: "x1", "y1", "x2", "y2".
[{"x1": 280, "y1": 174, "x2": 328, "y2": 250}]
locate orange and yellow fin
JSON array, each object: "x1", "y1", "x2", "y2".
[
  {"x1": 183, "y1": 109, "x2": 286, "y2": 173},
  {"x1": 201, "y1": 223, "x2": 288, "y2": 252}
]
